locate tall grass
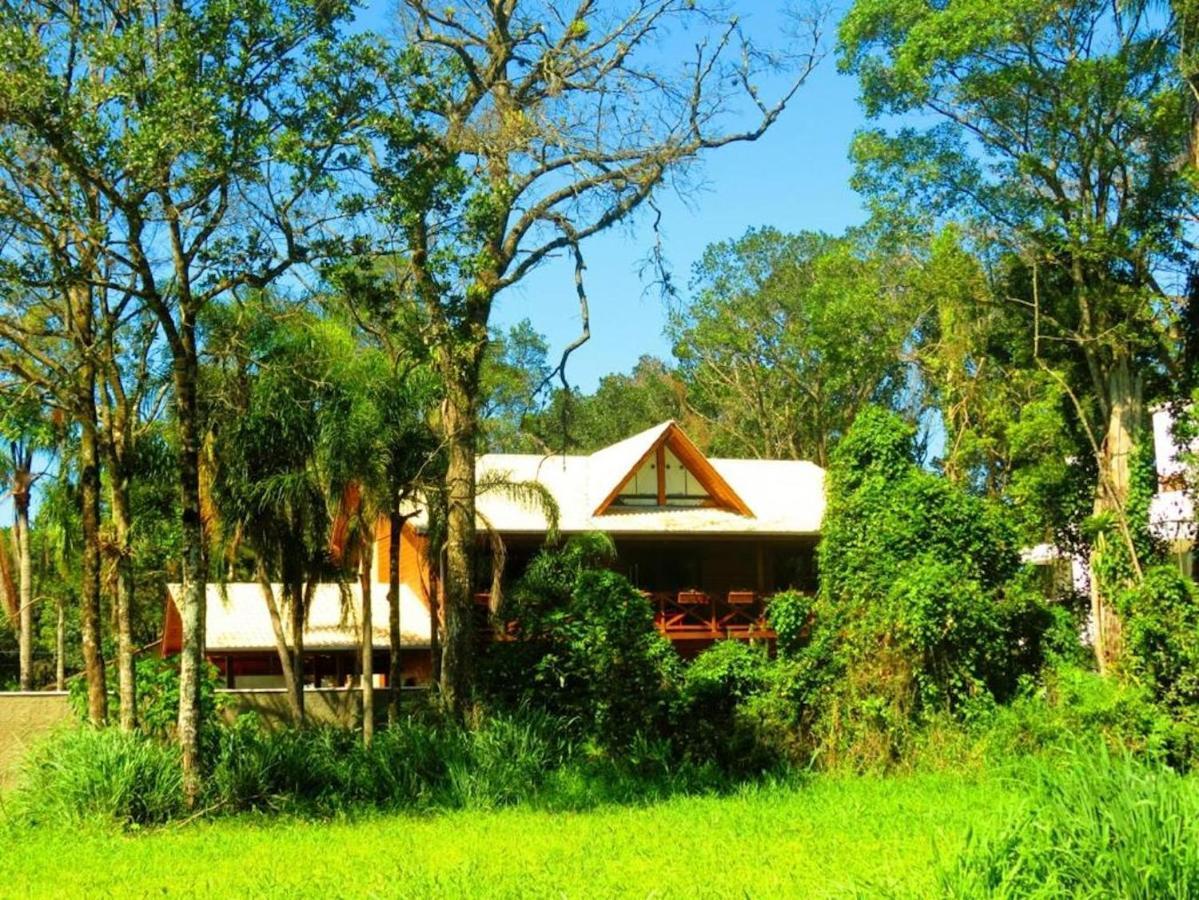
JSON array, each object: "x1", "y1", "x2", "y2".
[
  {"x1": 941, "y1": 747, "x2": 1199, "y2": 898},
  {"x1": 14, "y1": 728, "x2": 184, "y2": 826},
  {"x1": 7, "y1": 708, "x2": 738, "y2": 827}
]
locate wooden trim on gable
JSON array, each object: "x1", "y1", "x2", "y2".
[
  {"x1": 593, "y1": 422, "x2": 755, "y2": 518},
  {"x1": 591, "y1": 439, "x2": 662, "y2": 516},
  {"x1": 656, "y1": 444, "x2": 666, "y2": 506}
]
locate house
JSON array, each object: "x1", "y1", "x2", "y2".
[
  {"x1": 1150, "y1": 406, "x2": 1196, "y2": 574},
  {"x1": 1023, "y1": 405, "x2": 1198, "y2": 596},
  {"x1": 162, "y1": 420, "x2": 826, "y2": 685}
]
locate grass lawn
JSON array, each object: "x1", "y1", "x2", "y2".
[{"x1": 0, "y1": 770, "x2": 1016, "y2": 898}]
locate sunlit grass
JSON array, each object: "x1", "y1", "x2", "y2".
[{"x1": 1, "y1": 772, "x2": 1011, "y2": 898}]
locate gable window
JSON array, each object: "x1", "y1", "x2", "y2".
[
  {"x1": 592, "y1": 421, "x2": 755, "y2": 518},
  {"x1": 613, "y1": 446, "x2": 712, "y2": 509}
]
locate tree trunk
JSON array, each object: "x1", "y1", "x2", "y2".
[
  {"x1": 360, "y1": 539, "x2": 374, "y2": 747},
  {"x1": 1090, "y1": 353, "x2": 1143, "y2": 674},
  {"x1": 13, "y1": 463, "x2": 33, "y2": 692},
  {"x1": 110, "y1": 460, "x2": 137, "y2": 731},
  {"x1": 78, "y1": 377, "x2": 108, "y2": 725},
  {"x1": 439, "y1": 375, "x2": 479, "y2": 714},
  {"x1": 432, "y1": 548, "x2": 443, "y2": 686},
  {"x1": 255, "y1": 564, "x2": 303, "y2": 722},
  {"x1": 288, "y1": 581, "x2": 307, "y2": 724},
  {"x1": 55, "y1": 597, "x2": 64, "y2": 692},
  {"x1": 387, "y1": 510, "x2": 403, "y2": 724},
  {"x1": 172, "y1": 321, "x2": 207, "y2": 806},
  {"x1": 0, "y1": 527, "x2": 17, "y2": 630}
]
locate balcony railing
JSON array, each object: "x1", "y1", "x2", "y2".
[
  {"x1": 472, "y1": 589, "x2": 778, "y2": 643},
  {"x1": 643, "y1": 590, "x2": 776, "y2": 641}
]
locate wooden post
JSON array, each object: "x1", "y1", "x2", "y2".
[{"x1": 656, "y1": 444, "x2": 666, "y2": 506}]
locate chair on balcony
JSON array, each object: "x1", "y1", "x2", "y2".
[{"x1": 719, "y1": 590, "x2": 758, "y2": 633}]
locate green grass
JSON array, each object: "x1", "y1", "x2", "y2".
[{"x1": 0, "y1": 772, "x2": 1012, "y2": 898}]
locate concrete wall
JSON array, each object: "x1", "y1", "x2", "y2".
[
  {"x1": 0, "y1": 692, "x2": 72, "y2": 786},
  {"x1": 0, "y1": 687, "x2": 426, "y2": 785},
  {"x1": 219, "y1": 687, "x2": 422, "y2": 729}
]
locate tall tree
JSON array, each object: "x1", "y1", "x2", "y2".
[
  {"x1": 841, "y1": 0, "x2": 1195, "y2": 671},
  {"x1": 98, "y1": 310, "x2": 166, "y2": 731},
  {"x1": 363, "y1": 1, "x2": 820, "y2": 710},
  {"x1": 0, "y1": 0, "x2": 361, "y2": 797},
  {"x1": 672, "y1": 228, "x2": 915, "y2": 465}
]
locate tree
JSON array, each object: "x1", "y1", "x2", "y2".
[
  {"x1": 521, "y1": 355, "x2": 692, "y2": 454},
  {"x1": 0, "y1": 401, "x2": 52, "y2": 691},
  {"x1": 672, "y1": 228, "x2": 915, "y2": 465},
  {"x1": 362, "y1": 1, "x2": 821, "y2": 710},
  {"x1": 97, "y1": 311, "x2": 165, "y2": 731},
  {"x1": 207, "y1": 301, "x2": 340, "y2": 726},
  {"x1": 0, "y1": 0, "x2": 362, "y2": 798},
  {"x1": 840, "y1": 0, "x2": 1195, "y2": 671}
]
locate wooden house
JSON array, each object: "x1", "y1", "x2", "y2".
[{"x1": 162, "y1": 421, "x2": 826, "y2": 685}]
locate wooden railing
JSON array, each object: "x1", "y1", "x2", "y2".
[
  {"x1": 472, "y1": 589, "x2": 777, "y2": 643},
  {"x1": 644, "y1": 590, "x2": 775, "y2": 641}
]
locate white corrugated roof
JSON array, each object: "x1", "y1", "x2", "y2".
[
  {"x1": 418, "y1": 422, "x2": 825, "y2": 536},
  {"x1": 167, "y1": 582, "x2": 431, "y2": 652}
]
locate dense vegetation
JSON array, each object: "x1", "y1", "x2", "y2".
[{"x1": 2, "y1": 0, "x2": 1199, "y2": 893}]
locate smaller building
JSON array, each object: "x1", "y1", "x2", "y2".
[
  {"x1": 1150, "y1": 406, "x2": 1196, "y2": 575},
  {"x1": 161, "y1": 582, "x2": 432, "y2": 689}
]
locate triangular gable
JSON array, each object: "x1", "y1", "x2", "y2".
[{"x1": 592, "y1": 421, "x2": 754, "y2": 517}]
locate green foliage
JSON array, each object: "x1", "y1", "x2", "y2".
[
  {"x1": 804, "y1": 406, "x2": 1069, "y2": 765},
  {"x1": 672, "y1": 228, "x2": 914, "y2": 464},
  {"x1": 940, "y1": 749, "x2": 1199, "y2": 898},
  {"x1": 67, "y1": 657, "x2": 223, "y2": 741},
  {"x1": 482, "y1": 533, "x2": 681, "y2": 751},
  {"x1": 14, "y1": 729, "x2": 184, "y2": 827},
  {"x1": 527, "y1": 356, "x2": 691, "y2": 455},
  {"x1": 1120, "y1": 566, "x2": 1199, "y2": 714},
  {"x1": 978, "y1": 664, "x2": 1192, "y2": 766},
  {"x1": 765, "y1": 590, "x2": 813, "y2": 658}
]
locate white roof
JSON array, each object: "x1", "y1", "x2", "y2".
[
  {"x1": 167, "y1": 582, "x2": 431, "y2": 653},
  {"x1": 1150, "y1": 489, "x2": 1196, "y2": 542},
  {"x1": 1153, "y1": 408, "x2": 1189, "y2": 481},
  {"x1": 429, "y1": 421, "x2": 825, "y2": 536}
]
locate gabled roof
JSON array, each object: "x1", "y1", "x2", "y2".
[
  {"x1": 163, "y1": 582, "x2": 431, "y2": 654},
  {"x1": 590, "y1": 421, "x2": 754, "y2": 516},
  {"x1": 418, "y1": 421, "x2": 825, "y2": 537}
]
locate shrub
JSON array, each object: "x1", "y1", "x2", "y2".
[
  {"x1": 677, "y1": 641, "x2": 808, "y2": 774},
  {"x1": 14, "y1": 729, "x2": 184, "y2": 826},
  {"x1": 980, "y1": 664, "x2": 1193, "y2": 765},
  {"x1": 67, "y1": 655, "x2": 225, "y2": 742},
  {"x1": 1119, "y1": 565, "x2": 1199, "y2": 712},
  {"x1": 765, "y1": 590, "x2": 812, "y2": 657},
  {"x1": 482, "y1": 533, "x2": 681, "y2": 750},
  {"x1": 446, "y1": 708, "x2": 575, "y2": 809},
  {"x1": 941, "y1": 748, "x2": 1199, "y2": 897},
  {"x1": 803, "y1": 406, "x2": 1070, "y2": 766}
]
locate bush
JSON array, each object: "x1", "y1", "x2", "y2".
[
  {"x1": 802, "y1": 406, "x2": 1072, "y2": 767},
  {"x1": 14, "y1": 729, "x2": 184, "y2": 827},
  {"x1": 941, "y1": 748, "x2": 1199, "y2": 897},
  {"x1": 765, "y1": 590, "x2": 812, "y2": 657},
  {"x1": 67, "y1": 655, "x2": 225, "y2": 742},
  {"x1": 482, "y1": 533, "x2": 681, "y2": 750},
  {"x1": 676, "y1": 641, "x2": 825, "y2": 773},
  {"x1": 979, "y1": 664, "x2": 1195, "y2": 766},
  {"x1": 1120, "y1": 565, "x2": 1199, "y2": 712}
]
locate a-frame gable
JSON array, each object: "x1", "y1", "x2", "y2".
[{"x1": 592, "y1": 422, "x2": 754, "y2": 517}]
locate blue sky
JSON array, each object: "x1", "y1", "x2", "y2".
[{"x1": 488, "y1": 8, "x2": 873, "y2": 391}]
